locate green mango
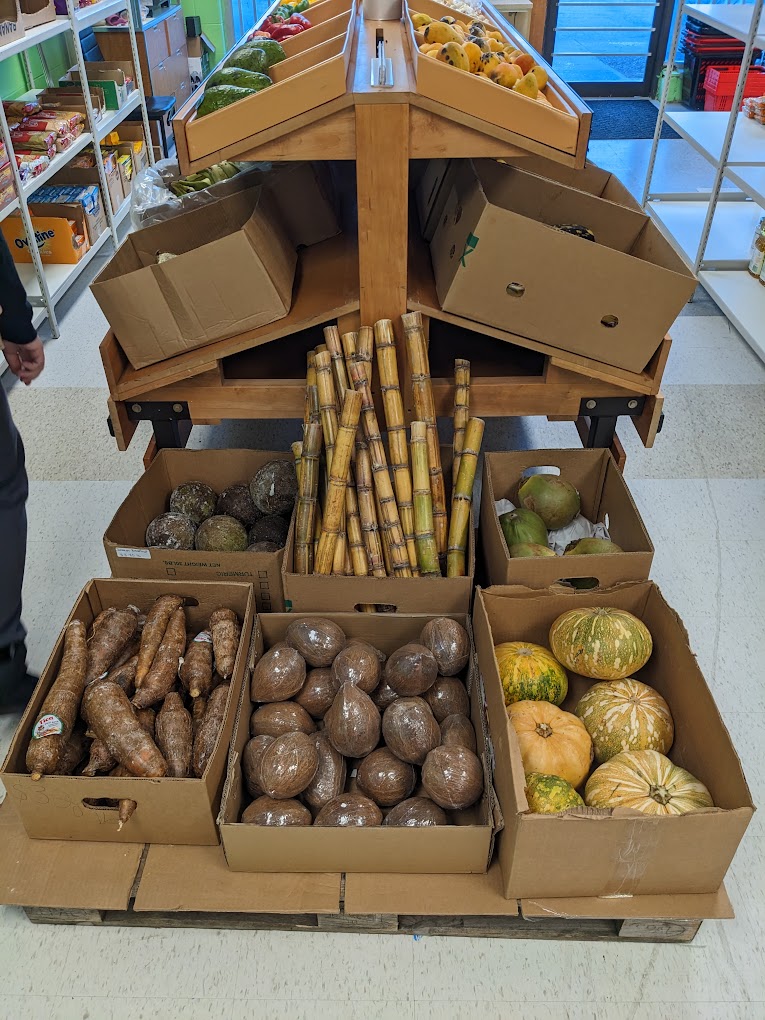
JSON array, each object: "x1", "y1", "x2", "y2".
[
  {"x1": 223, "y1": 44, "x2": 270, "y2": 74},
  {"x1": 208, "y1": 66, "x2": 272, "y2": 91},
  {"x1": 252, "y1": 39, "x2": 287, "y2": 67},
  {"x1": 197, "y1": 84, "x2": 256, "y2": 117}
]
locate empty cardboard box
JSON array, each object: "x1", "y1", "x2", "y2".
[
  {"x1": 92, "y1": 186, "x2": 297, "y2": 369},
  {"x1": 481, "y1": 449, "x2": 653, "y2": 589},
  {"x1": 429, "y1": 159, "x2": 696, "y2": 373}
]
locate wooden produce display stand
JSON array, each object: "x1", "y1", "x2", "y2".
[{"x1": 100, "y1": 0, "x2": 667, "y2": 463}]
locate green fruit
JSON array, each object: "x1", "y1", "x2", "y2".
[
  {"x1": 224, "y1": 44, "x2": 270, "y2": 74},
  {"x1": 250, "y1": 38, "x2": 287, "y2": 67},
  {"x1": 564, "y1": 538, "x2": 623, "y2": 556},
  {"x1": 194, "y1": 515, "x2": 249, "y2": 552},
  {"x1": 495, "y1": 642, "x2": 568, "y2": 706},
  {"x1": 208, "y1": 66, "x2": 272, "y2": 91},
  {"x1": 517, "y1": 474, "x2": 581, "y2": 530},
  {"x1": 525, "y1": 772, "x2": 584, "y2": 813},
  {"x1": 198, "y1": 84, "x2": 256, "y2": 116},
  {"x1": 509, "y1": 542, "x2": 556, "y2": 559},
  {"x1": 169, "y1": 481, "x2": 217, "y2": 525},
  {"x1": 499, "y1": 507, "x2": 548, "y2": 549}
]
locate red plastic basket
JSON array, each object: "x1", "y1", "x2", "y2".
[{"x1": 703, "y1": 65, "x2": 765, "y2": 110}]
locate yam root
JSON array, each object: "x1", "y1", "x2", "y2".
[
  {"x1": 106, "y1": 654, "x2": 138, "y2": 696},
  {"x1": 81, "y1": 735, "x2": 115, "y2": 776},
  {"x1": 192, "y1": 696, "x2": 207, "y2": 736},
  {"x1": 179, "y1": 631, "x2": 214, "y2": 699},
  {"x1": 136, "y1": 594, "x2": 184, "y2": 687},
  {"x1": 209, "y1": 608, "x2": 240, "y2": 680},
  {"x1": 191, "y1": 683, "x2": 230, "y2": 778},
  {"x1": 26, "y1": 620, "x2": 88, "y2": 779},
  {"x1": 85, "y1": 607, "x2": 139, "y2": 685},
  {"x1": 53, "y1": 725, "x2": 87, "y2": 775},
  {"x1": 116, "y1": 708, "x2": 156, "y2": 830},
  {"x1": 132, "y1": 607, "x2": 186, "y2": 710},
  {"x1": 82, "y1": 680, "x2": 167, "y2": 778},
  {"x1": 155, "y1": 692, "x2": 193, "y2": 778}
]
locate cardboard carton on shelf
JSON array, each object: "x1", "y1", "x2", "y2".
[
  {"x1": 0, "y1": 0, "x2": 24, "y2": 48},
  {"x1": 104, "y1": 449, "x2": 294, "y2": 614},
  {"x1": 62, "y1": 61, "x2": 135, "y2": 110},
  {"x1": 31, "y1": 183, "x2": 107, "y2": 246},
  {"x1": 500, "y1": 154, "x2": 643, "y2": 213},
  {"x1": 1, "y1": 578, "x2": 254, "y2": 846},
  {"x1": 219, "y1": 612, "x2": 498, "y2": 874},
  {"x1": 1, "y1": 204, "x2": 89, "y2": 265},
  {"x1": 91, "y1": 185, "x2": 297, "y2": 369},
  {"x1": 19, "y1": 0, "x2": 55, "y2": 29},
  {"x1": 54, "y1": 160, "x2": 123, "y2": 221},
  {"x1": 473, "y1": 582, "x2": 754, "y2": 900},
  {"x1": 429, "y1": 159, "x2": 696, "y2": 374},
  {"x1": 481, "y1": 449, "x2": 654, "y2": 589}
]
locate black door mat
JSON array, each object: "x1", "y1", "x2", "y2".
[{"x1": 588, "y1": 99, "x2": 681, "y2": 140}]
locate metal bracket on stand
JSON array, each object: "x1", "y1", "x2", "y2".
[
  {"x1": 371, "y1": 29, "x2": 394, "y2": 87},
  {"x1": 126, "y1": 400, "x2": 192, "y2": 450},
  {"x1": 578, "y1": 395, "x2": 646, "y2": 449}
]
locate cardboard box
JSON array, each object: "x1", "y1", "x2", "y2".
[
  {"x1": 92, "y1": 185, "x2": 297, "y2": 369},
  {"x1": 219, "y1": 612, "x2": 498, "y2": 873},
  {"x1": 54, "y1": 161, "x2": 123, "y2": 218},
  {"x1": 19, "y1": 0, "x2": 55, "y2": 29},
  {"x1": 473, "y1": 583, "x2": 754, "y2": 899},
  {"x1": 2, "y1": 205, "x2": 89, "y2": 264},
  {"x1": 63, "y1": 61, "x2": 135, "y2": 109},
  {"x1": 104, "y1": 449, "x2": 293, "y2": 614},
  {"x1": 429, "y1": 160, "x2": 696, "y2": 374},
  {"x1": 115, "y1": 123, "x2": 150, "y2": 175},
  {"x1": 0, "y1": 0, "x2": 24, "y2": 47},
  {"x1": 1, "y1": 578, "x2": 254, "y2": 845},
  {"x1": 283, "y1": 446, "x2": 473, "y2": 615},
  {"x1": 416, "y1": 158, "x2": 449, "y2": 243},
  {"x1": 502, "y1": 156, "x2": 642, "y2": 213},
  {"x1": 33, "y1": 182, "x2": 107, "y2": 246},
  {"x1": 481, "y1": 449, "x2": 653, "y2": 589},
  {"x1": 36, "y1": 87, "x2": 107, "y2": 122}
]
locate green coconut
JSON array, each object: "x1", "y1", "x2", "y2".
[
  {"x1": 499, "y1": 508, "x2": 548, "y2": 550},
  {"x1": 509, "y1": 542, "x2": 557, "y2": 559},
  {"x1": 170, "y1": 481, "x2": 218, "y2": 525},
  {"x1": 194, "y1": 515, "x2": 248, "y2": 552},
  {"x1": 517, "y1": 474, "x2": 581, "y2": 530},
  {"x1": 564, "y1": 538, "x2": 623, "y2": 556}
]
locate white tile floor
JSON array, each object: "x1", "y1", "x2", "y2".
[{"x1": 1, "y1": 139, "x2": 764, "y2": 1019}]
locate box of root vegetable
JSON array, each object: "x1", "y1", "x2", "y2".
[
  {"x1": 281, "y1": 314, "x2": 479, "y2": 616},
  {"x1": 1, "y1": 578, "x2": 254, "y2": 844}
]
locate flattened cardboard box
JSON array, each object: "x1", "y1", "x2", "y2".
[
  {"x1": 91, "y1": 185, "x2": 297, "y2": 370},
  {"x1": 104, "y1": 449, "x2": 293, "y2": 614},
  {"x1": 481, "y1": 449, "x2": 653, "y2": 589},
  {"x1": 501, "y1": 155, "x2": 642, "y2": 213},
  {"x1": 219, "y1": 613, "x2": 499, "y2": 874},
  {"x1": 1, "y1": 578, "x2": 254, "y2": 845},
  {"x1": 430, "y1": 159, "x2": 696, "y2": 374},
  {"x1": 473, "y1": 583, "x2": 754, "y2": 899}
]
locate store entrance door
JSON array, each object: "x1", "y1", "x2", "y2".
[{"x1": 542, "y1": 0, "x2": 675, "y2": 97}]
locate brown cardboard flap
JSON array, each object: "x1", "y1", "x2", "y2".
[
  {"x1": 0, "y1": 800, "x2": 143, "y2": 909},
  {"x1": 344, "y1": 861, "x2": 518, "y2": 916},
  {"x1": 521, "y1": 884, "x2": 734, "y2": 921},
  {"x1": 133, "y1": 843, "x2": 341, "y2": 913}
]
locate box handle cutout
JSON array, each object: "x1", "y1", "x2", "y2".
[
  {"x1": 82, "y1": 798, "x2": 119, "y2": 812},
  {"x1": 506, "y1": 282, "x2": 525, "y2": 297},
  {"x1": 454, "y1": 205, "x2": 463, "y2": 225},
  {"x1": 560, "y1": 577, "x2": 600, "y2": 591},
  {"x1": 354, "y1": 603, "x2": 398, "y2": 613},
  {"x1": 601, "y1": 315, "x2": 619, "y2": 328},
  {"x1": 520, "y1": 465, "x2": 561, "y2": 478}
]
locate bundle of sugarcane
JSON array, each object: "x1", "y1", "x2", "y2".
[{"x1": 293, "y1": 314, "x2": 484, "y2": 582}]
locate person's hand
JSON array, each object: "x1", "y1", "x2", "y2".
[{"x1": 3, "y1": 338, "x2": 45, "y2": 385}]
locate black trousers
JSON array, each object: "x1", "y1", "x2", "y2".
[{"x1": 0, "y1": 383, "x2": 27, "y2": 653}]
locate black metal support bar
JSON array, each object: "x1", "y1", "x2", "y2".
[
  {"x1": 125, "y1": 400, "x2": 192, "y2": 450},
  {"x1": 152, "y1": 418, "x2": 193, "y2": 450},
  {"x1": 584, "y1": 415, "x2": 618, "y2": 449}
]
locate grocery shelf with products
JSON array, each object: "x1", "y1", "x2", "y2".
[{"x1": 644, "y1": 0, "x2": 765, "y2": 364}]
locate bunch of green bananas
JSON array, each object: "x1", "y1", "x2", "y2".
[{"x1": 168, "y1": 160, "x2": 241, "y2": 197}]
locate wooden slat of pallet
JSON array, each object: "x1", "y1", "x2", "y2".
[{"x1": 105, "y1": 233, "x2": 360, "y2": 403}]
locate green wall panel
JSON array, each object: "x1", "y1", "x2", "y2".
[{"x1": 0, "y1": 34, "x2": 72, "y2": 100}]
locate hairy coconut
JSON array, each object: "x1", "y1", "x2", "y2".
[
  {"x1": 419, "y1": 618, "x2": 471, "y2": 676},
  {"x1": 170, "y1": 481, "x2": 217, "y2": 525},
  {"x1": 517, "y1": 474, "x2": 581, "y2": 530}
]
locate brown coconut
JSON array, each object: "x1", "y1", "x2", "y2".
[
  {"x1": 423, "y1": 676, "x2": 470, "y2": 723},
  {"x1": 357, "y1": 747, "x2": 417, "y2": 807},
  {"x1": 421, "y1": 745, "x2": 483, "y2": 811},
  {"x1": 382, "y1": 697, "x2": 440, "y2": 765},
  {"x1": 257, "y1": 731, "x2": 319, "y2": 800},
  {"x1": 314, "y1": 793, "x2": 383, "y2": 827},
  {"x1": 251, "y1": 646, "x2": 306, "y2": 703},
  {"x1": 286, "y1": 617, "x2": 346, "y2": 667},
  {"x1": 302, "y1": 731, "x2": 347, "y2": 813},
  {"x1": 440, "y1": 713, "x2": 477, "y2": 753},
  {"x1": 383, "y1": 796, "x2": 448, "y2": 827},
  {"x1": 250, "y1": 701, "x2": 316, "y2": 738},
  {"x1": 324, "y1": 683, "x2": 380, "y2": 758},
  {"x1": 419, "y1": 618, "x2": 471, "y2": 676},
  {"x1": 294, "y1": 667, "x2": 340, "y2": 720},
  {"x1": 241, "y1": 796, "x2": 312, "y2": 826},
  {"x1": 242, "y1": 734, "x2": 275, "y2": 798},
  {"x1": 384, "y1": 643, "x2": 438, "y2": 697},
  {"x1": 332, "y1": 642, "x2": 381, "y2": 694}
]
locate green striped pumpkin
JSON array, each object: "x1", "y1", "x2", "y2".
[
  {"x1": 585, "y1": 750, "x2": 713, "y2": 815},
  {"x1": 494, "y1": 642, "x2": 568, "y2": 706},
  {"x1": 549, "y1": 607, "x2": 653, "y2": 680},
  {"x1": 574, "y1": 678, "x2": 674, "y2": 764},
  {"x1": 525, "y1": 772, "x2": 584, "y2": 813}
]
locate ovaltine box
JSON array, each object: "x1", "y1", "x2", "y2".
[
  {"x1": 91, "y1": 185, "x2": 297, "y2": 369},
  {"x1": 104, "y1": 449, "x2": 293, "y2": 614},
  {"x1": 429, "y1": 159, "x2": 696, "y2": 374},
  {"x1": 481, "y1": 449, "x2": 653, "y2": 589},
  {"x1": 282, "y1": 446, "x2": 474, "y2": 615},
  {"x1": 473, "y1": 584, "x2": 754, "y2": 899},
  {"x1": 219, "y1": 612, "x2": 498, "y2": 873},
  {"x1": 1, "y1": 578, "x2": 254, "y2": 845}
]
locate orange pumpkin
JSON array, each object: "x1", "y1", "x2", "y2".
[{"x1": 507, "y1": 700, "x2": 593, "y2": 788}]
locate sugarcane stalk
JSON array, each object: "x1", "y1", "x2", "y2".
[
  {"x1": 314, "y1": 389, "x2": 362, "y2": 575},
  {"x1": 402, "y1": 311, "x2": 448, "y2": 563},
  {"x1": 410, "y1": 421, "x2": 442, "y2": 577},
  {"x1": 446, "y1": 416, "x2": 484, "y2": 578},
  {"x1": 348, "y1": 361, "x2": 412, "y2": 578},
  {"x1": 316, "y1": 350, "x2": 354, "y2": 577},
  {"x1": 374, "y1": 318, "x2": 418, "y2": 575},
  {"x1": 304, "y1": 352, "x2": 317, "y2": 429},
  {"x1": 375, "y1": 486, "x2": 393, "y2": 576},
  {"x1": 323, "y1": 324, "x2": 350, "y2": 398},
  {"x1": 356, "y1": 325, "x2": 374, "y2": 386},
  {"x1": 341, "y1": 329, "x2": 357, "y2": 383},
  {"x1": 291, "y1": 441, "x2": 302, "y2": 484},
  {"x1": 295, "y1": 422, "x2": 321, "y2": 574},
  {"x1": 307, "y1": 383, "x2": 320, "y2": 425},
  {"x1": 452, "y1": 358, "x2": 470, "y2": 484},
  {"x1": 333, "y1": 531, "x2": 348, "y2": 576},
  {"x1": 355, "y1": 439, "x2": 386, "y2": 578}
]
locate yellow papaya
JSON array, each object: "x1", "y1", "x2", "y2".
[
  {"x1": 440, "y1": 14, "x2": 457, "y2": 23},
  {"x1": 467, "y1": 19, "x2": 487, "y2": 35},
  {"x1": 463, "y1": 40, "x2": 483, "y2": 73},
  {"x1": 424, "y1": 20, "x2": 462, "y2": 44},
  {"x1": 531, "y1": 64, "x2": 549, "y2": 89},
  {"x1": 480, "y1": 51, "x2": 502, "y2": 74},
  {"x1": 411, "y1": 12, "x2": 431, "y2": 29},
  {"x1": 513, "y1": 70, "x2": 539, "y2": 99},
  {"x1": 436, "y1": 41, "x2": 470, "y2": 71},
  {"x1": 491, "y1": 61, "x2": 523, "y2": 87},
  {"x1": 488, "y1": 37, "x2": 505, "y2": 51},
  {"x1": 468, "y1": 34, "x2": 491, "y2": 52}
]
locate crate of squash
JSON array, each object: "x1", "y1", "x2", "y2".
[{"x1": 1, "y1": 579, "x2": 254, "y2": 844}]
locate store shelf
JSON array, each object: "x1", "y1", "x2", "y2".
[
  {"x1": 114, "y1": 194, "x2": 131, "y2": 224},
  {"x1": 95, "y1": 89, "x2": 142, "y2": 141},
  {"x1": 725, "y1": 164, "x2": 765, "y2": 207},
  {"x1": 22, "y1": 228, "x2": 112, "y2": 326},
  {"x1": 73, "y1": 0, "x2": 129, "y2": 30},
  {"x1": 665, "y1": 112, "x2": 765, "y2": 167},
  {"x1": 684, "y1": 3, "x2": 765, "y2": 48},
  {"x1": 699, "y1": 269, "x2": 765, "y2": 360},
  {"x1": 21, "y1": 132, "x2": 94, "y2": 198},
  {"x1": 0, "y1": 194, "x2": 20, "y2": 221},
  {"x1": 646, "y1": 198, "x2": 763, "y2": 269},
  {"x1": 0, "y1": 15, "x2": 71, "y2": 59}
]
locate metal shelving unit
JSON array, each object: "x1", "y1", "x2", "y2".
[
  {"x1": 0, "y1": 0, "x2": 154, "y2": 340},
  {"x1": 643, "y1": 1, "x2": 765, "y2": 364}
]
